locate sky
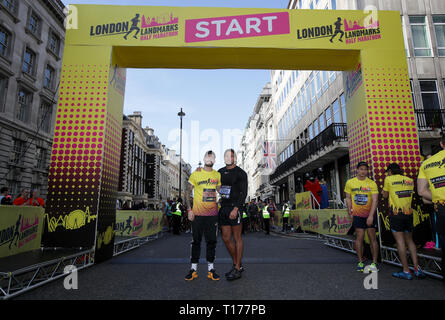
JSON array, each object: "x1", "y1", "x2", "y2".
[{"x1": 62, "y1": 0, "x2": 290, "y2": 169}]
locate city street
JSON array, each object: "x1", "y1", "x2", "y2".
[{"x1": 16, "y1": 232, "x2": 445, "y2": 300}]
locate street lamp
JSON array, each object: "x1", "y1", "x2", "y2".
[{"x1": 178, "y1": 108, "x2": 186, "y2": 201}]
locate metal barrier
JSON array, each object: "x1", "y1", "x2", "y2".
[
  {"x1": 0, "y1": 248, "x2": 94, "y2": 300},
  {"x1": 113, "y1": 233, "x2": 162, "y2": 257},
  {"x1": 324, "y1": 234, "x2": 443, "y2": 280}
]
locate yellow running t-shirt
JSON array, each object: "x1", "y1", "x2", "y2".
[
  {"x1": 383, "y1": 174, "x2": 414, "y2": 215},
  {"x1": 344, "y1": 177, "x2": 379, "y2": 218},
  {"x1": 189, "y1": 169, "x2": 221, "y2": 216},
  {"x1": 418, "y1": 150, "x2": 445, "y2": 204}
]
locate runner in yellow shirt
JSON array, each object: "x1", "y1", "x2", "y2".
[
  {"x1": 184, "y1": 151, "x2": 221, "y2": 281},
  {"x1": 417, "y1": 135, "x2": 445, "y2": 282},
  {"x1": 344, "y1": 162, "x2": 379, "y2": 272},
  {"x1": 383, "y1": 163, "x2": 425, "y2": 280}
]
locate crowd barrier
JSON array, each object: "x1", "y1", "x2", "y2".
[{"x1": 0, "y1": 206, "x2": 45, "y2": 259}]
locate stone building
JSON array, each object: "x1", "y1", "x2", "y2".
[{"x1": 0, "y1": 0, "x2": 65, "y2": 198}]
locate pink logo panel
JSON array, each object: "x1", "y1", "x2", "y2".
[{"x1": 185, "y1": 12, "x2": 290, "y2": 43}]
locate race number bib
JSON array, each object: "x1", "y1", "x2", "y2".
[
  {"x1": 220, "y1": 186, "x2": 231, "y2": 199},
  {"x1": 203, "y1": 189, "x2": 217, "y2": 202},
  {"x1": 354, "y1": 194, "x2": 368, "y2": 206}
]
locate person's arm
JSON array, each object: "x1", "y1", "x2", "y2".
[
  {"x1": 368, "y1": 193, "x2": 379, "y2": 225},
  {"x1": 417, "y1": 178, "x2": 432, "y2": 202},
  {"x1": 185, "y1": 182, "x2": 195, "y2": 220},
  {"x1": 345, "y1": 193, "x2": 353, "y2": 216},
  {"x1": 230, "y1": 171, "x2": 248, "y2": 219}
]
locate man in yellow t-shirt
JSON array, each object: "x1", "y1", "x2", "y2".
[
  {"x1": 344, "y1": 161, "x2": 379, "y2": 272},
  {"x1": 383, "y1": 163, "x2": 425, "y2": 280},
  {"x1": 184, "y1": 151, "x2": 221, "y2": 282},
  {"x1": 418, "y1": 135, "x2": 445, "y2": 282}
]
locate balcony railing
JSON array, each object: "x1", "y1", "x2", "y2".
[
  {"x1": 271, "y1": 123, "x2": 347, "y2": 182},
  {"x1": 415, "y1": 109, "x2": 445, "y2": 131}
]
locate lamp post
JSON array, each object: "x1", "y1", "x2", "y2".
[{"x1": 178, "y1": 108, "x2": 185, "y2": 201}]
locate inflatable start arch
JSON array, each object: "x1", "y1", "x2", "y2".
[{"x1": 44, "y1": 5, "x2": 420, "y2": 262}]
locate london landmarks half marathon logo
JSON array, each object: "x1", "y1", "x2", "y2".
[
  {"x1": 0, "y1": 214, "x2": 40, "y2": 251},
  {"x1": 89, "y1": 13, "x2": 179, "y2": 41},
  {"x1": 296, "y1": 16, "x2": 381, "y2": 44}
]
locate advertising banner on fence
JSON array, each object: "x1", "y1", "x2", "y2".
[
  {"x1": 115, "y1": 211, "x2": 163, "y2": 238},
  {"x1": 0, "y1": 206, "x2": 45, "y2": 258},
  {"x1": 295, "y1": 192, "x2": 312, "y2": 210},
  {"x1": 299, "y1": 209, "x2": 352, "y2": 235}
]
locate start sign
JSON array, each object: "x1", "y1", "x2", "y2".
[{"x1": 185, "y1": 12, "x2": 290, "y2": 43}]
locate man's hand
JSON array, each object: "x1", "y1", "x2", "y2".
[
  {"x1": 188, "y1": 210, "x2": 195, "y2": 222},
  {"x1": 229, "y1": 207, "x2": 238, "y2": 220}
]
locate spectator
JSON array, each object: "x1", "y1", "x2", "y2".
[
  {"x1": 13, "y1": 188, "x2": 30, "y2": 206},
  {"x1": 28, "y1": 189, "x2": 45, "y2": 208},
  {"x1": 0, "y1": 187, "x2": 13, "y2": 205},
  {"x1": 320, "y1": 178, "x2": 329, "y2": 209},
  {"x1": 305, "y1": 175, "x2": 322, "y2": 208}
]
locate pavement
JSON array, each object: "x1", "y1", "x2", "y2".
[{"x1": 15, "y1": 231, "x2": 445, "y2": 300}]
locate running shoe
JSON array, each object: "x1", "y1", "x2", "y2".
[
  {"x1": 369, "y1": 262, "x2": 379, "y2": 272},
  {"x1": 225, "y1": 264, "x2": 245, "y2": 277},
  {"x1": 357, "y1": 262, "x2": 365, "y2": 272},
  {"x1": 185, "y1": 269, "x2": 198, "y2": 281},
  {"x1": 226, "y1": 268, "x2": 242, "y2": 281},
  {"x1": 392, "y1": 271, "x2": 413, "y2": 280},
  {"x1": 208, "y1": 269, "x2": 221, "y2": 281},
  {"x1": 414, "y1": 267, "x2": 426, "y2": 279}
]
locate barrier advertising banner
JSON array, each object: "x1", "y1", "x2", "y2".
[
  {"x1": 298, "y1": 209, "x2": 352, "y2": 235},
  {"x1": 295, "y1": 192, "x2": 312, "y2": 210},
  {"x1": 115, "y1": 211, "x2": 163, "y2": 238},
  {"x1": 0, "y1": 207, "x2": 45, "y2": 258}
]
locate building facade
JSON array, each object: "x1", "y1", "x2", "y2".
[
  {"x1": 268, "y1": 0, "x2": 445, "y2": 206},
  {"x1": 118, "y1": 111, "x2": 191, "y2": 209},
  {"x1": 0, "y1": 0, "x2": 65, "y2": 198},
  {"x1": 239, "y1": 83, "x2": 277, "y2": 202}
]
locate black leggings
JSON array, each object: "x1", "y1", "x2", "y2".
[
  {"x1": 190, "y1": 216, "x2": 218, "y2": 264},
  {"x1": 436, "y1": 205, "x2": 445, "y2": 280}
]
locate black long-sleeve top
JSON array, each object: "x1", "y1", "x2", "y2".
[{"x1": 218, "y1": 166, "x2": 248, "y2": 210}]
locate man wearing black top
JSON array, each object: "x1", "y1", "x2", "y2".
[{"x1": 218, "y1": 149, "x2": 248, "y2": 281}]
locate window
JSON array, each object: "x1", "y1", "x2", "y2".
[
  {"x1": 305, "y1": 80, "x2": 311, "y2": 112},
  {"x1": 420, "y1": 80, "x2": 440, "y2": 110},
  {"x1": 433, "y1": 15, "x2": 445, "y2": 56},
  {"x1": 325, "y1": 106, "x2": 332, "y2": 126},
  {"x1": 35, "y1": 147, "x2": 46, "y2": 169},
  {"x1": 410, "y1": 80, "x2": 416, "y2": 109},
  {"x1": 22, "y1": 48, "x2": 36, "y2": 75},
  {"x1": 331, "y1": 0, "x2": 336, "y2": 10},
  {"x1": 48, "y1": 31, "x2": 60, "y2": 56},
  {"x1": 333, "y1": 99, "x2": 341, "y2": 123},
  {"x1": 39, "y1": 101, "x2": 52, "y2": 133},
  {"x1": 297, "y1": 92, "x2": 302, "y2": 120},
  {"x1": 314, "y1": 119, "x2": 319, "y2": 136},
  {"x1": 316, "y1": 71, "x2": 322, "y2": 98},
  {"x1": 44, "y1": 65, "x2": 55, "y2": 90},
  {"x1": 0, "y1": 26, "x2": 10, "y2": 57},
  {"x1": 16, "y1": 88, "x2": 32, "y2": 122},
  {"x1": 320, "y1": 113, "x2": 326, "y2": 131},
  {"x1": 310, "y1": 1, "x2": 314, "y2": 10},
  {"x1": 1, "y1": 0, "x2": 17, "y2": 14},
  {"x1": 10, "y1": 138, "x2": 25, "y2": 164},
  {"x1": 322, "y1": 71, "x2": 329, "y2": 91},
  {"x1": 28, "y1": 12, "x2": 42, "y2": 37},
  {"x1": 0, "y1": 75, "x2": 7, "y2": 112},
  {"x1": 409, "y1": 16, "x2": 432, "y2": 57},
  {"x1": 329, "y1": 70, "x2": 336, "y2": 82},
  {"x1": 340, "y1": 93, "x2": 346, "y2": 122},
  {"x1": 310, "y1": 72, "x2": 317, "y2": 104},
  {"x1": 308, "y1": 124, "x2": 314, "y2": 140}
]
